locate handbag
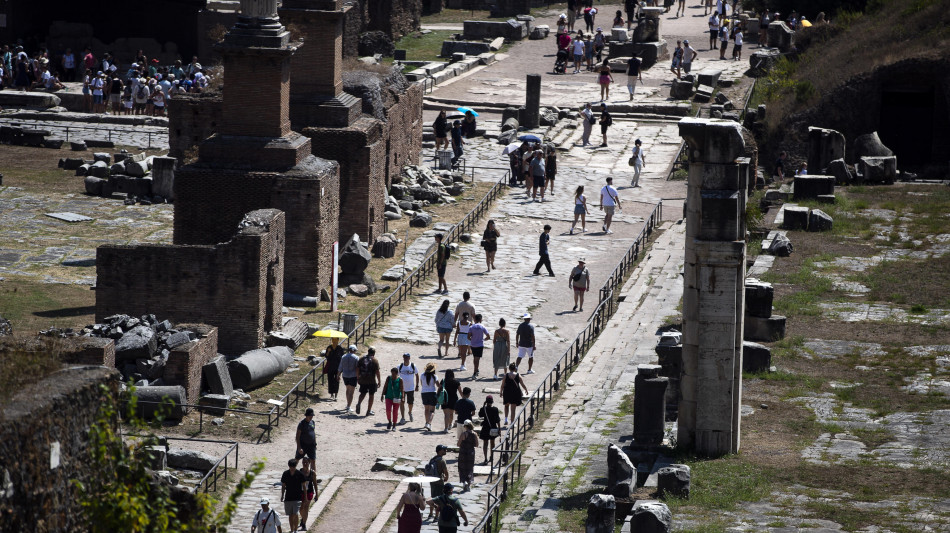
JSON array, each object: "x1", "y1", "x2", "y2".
[
  {"x1": 588, "y1": 114, "x2": 596, "y2": 125},
  {"x1": 628, "y1": 156, "x2": 636, "y2": 167},
  {"x1": 480, "y1": 240, "x2": 487, "y2": 248},
  {"x1": 436, "y1": 388, "x2": 447, "y2": 407}
]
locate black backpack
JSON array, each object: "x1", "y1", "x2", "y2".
[
  {"x1": 136, "y1": 84, "x2": 147, "y2": 100},
  {"x1": 424, "y1": 455, "x2": 441, "y2": 477},
  {"x1": 439, "y1": 495, "x2": 460, "y2": 524},
  {"x1": 358, "y1": 355, "x2": 373, "y2": 375}
]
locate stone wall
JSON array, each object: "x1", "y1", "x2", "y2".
[
  {"x1": 167, "y1": 93, "x2": 224, "y2": 163},
  {"x1": 165, "y1": 324, "x2": 218, "y2": 402},
  {"x1": 342, "y1": 0, "x2": 422, "y2": 58},
  {"x1": 96, "y1": 209, "x2": 286, "y2": 355},
  {"x1": 60, "y1": 336, "x2": 116, "y2": 367},
  {"x1": 0, "y1": 366, "x2": 118, "y2": 533}
]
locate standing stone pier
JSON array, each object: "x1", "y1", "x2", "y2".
[
  {"x1": 523, "y1": 74, "x2": 541, "y2": 130},
  {"x1": 677, "y1": 118, "x2": 749, "y2": 456}
]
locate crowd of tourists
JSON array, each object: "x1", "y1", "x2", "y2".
[{"x1": 0, "y1": 44, "x2": 212, "y2": 115}]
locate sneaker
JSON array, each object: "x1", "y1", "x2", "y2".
[
  {"x1": 400, "y1": 417, "x2": 406, "y2": 424},
  {"x1": 386, "y1": 422, "x2": 392, "y2": 430},
  {"x1": 345, "y1": 406, "x2": 352, "y2": 413},
  {"x1": 582, "y1": 228, "x2": 587, "y2": 232},
  {"x1": 368, "y1": 410, "x2": 375, "y2": 416},
  {"x1": 602, "y1": 224, "x2": 607, "y2": 232},
  {"x1": 459, "y1": 365, "x2": 467, "y2": 371},
  {"x1": 569, "y1": 229, "x2": 574, "y2": 235},
  {"x1": 573, "y1": 305, "x2": 577, "y2": 311},
  {"x1": 504, "y1": 418, "x2": 509, "y2": 425},
  {"x1": 410, "y1": 413, "x2": 414, "y2": 422},
  {"x1": 526, "y1": 369, "x2": 536, "y2": 374},
  {"x1": 548, "y1": 273, "x2": 556, "y2": 277},
  {"x1": 424, "y1": 423, "x2": 430, "y2": 431},
  {"x1": 473, "y1": 371, "x2": 479, "y2": 378},
  {"x1": 606, "y1": 229, "x2": 614, "y2": 234},
  {"x1": 356, "y1": 404, "x2": 361, "y2": 414}
]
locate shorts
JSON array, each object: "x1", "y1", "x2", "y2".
[
  {"x1": 573, "y1": 54, "x2": 583, "y2": 64},
  {"x1": 573, "y1": 286, "x2": 587, "y2": 294},
  {"x1": 359, "y1": 381, "x2": 378, "y2": 394},
  {"x1": 422, "y1": 392, "x2": 437, "y2": 406},
  {"x1": 430, "y1": 479, "x2": 444, "y2": 498},
  {"x1": 604, "y1": 205, "x2": 616, "y2": 216},
  {"x1": 343, "y1": 376, "x2": 358, "y2": 387},
  {"x1": 437, "y1": 263, "x2": 447, "y2": 278},
  {"x1": 734, "y1": 44, "x2": 742, "y2": 53},
  {"x1": 711, "y1": 29, "x2": 719, "y2": 40},
  {"x1": 682, "y1": 62, "x2": 692, "y2": 73},
  {"x1": 472, "y1": 346, "x2": 484, "y2": 358},
  {"x1": 93, "y1": 94, "x2": 103, "y2": 104},
  {"x1": 110, "y1": 94, "x2": 120, "y2": 103},
  {"x1": 574, "y1": 204, "x2": 586, "y2": 215},
  {"x1": 296, "y1": 443, "x2": 316, "y2": 461},
  {"x1": 123, "y1": 100, "x2": 133, "y2": 109},
  {"x1": 600, "y1": 123, "x2": 609, "y2": 134},
  {"x1": 458, "y1": 335, "x2": 470, "y2": 347},
  {"x1": 403, "y1": 391, "x2": 415, "y2": 404},
  {"x1": 517, "y1": 346, "x2": 534, "y2": 359},
  {"x1": 284, "y1": 500, "x2": 301, "y2": 516},
  {"x1": 437, "y1": 326, "x2": 453, "y2": 334}
]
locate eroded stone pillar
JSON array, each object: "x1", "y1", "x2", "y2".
[
  {"x1": 677, "y1": 118, "x2": 748, "y2": 457},
  {"x1": 523, "y1": 74, "x2": 541, "y2": 129}
]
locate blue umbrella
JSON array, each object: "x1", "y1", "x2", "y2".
[
  {"x1": 518, "y1": 134, "x2": 542, "y2": 143},
  {"x1": 457, "y1": 106, "x2": 479, "y2": 117}
]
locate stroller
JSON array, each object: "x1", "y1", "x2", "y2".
[{"x1": 554, "y1": 49, "x2": 568, "y2": 74}]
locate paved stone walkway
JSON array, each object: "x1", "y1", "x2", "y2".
[
  {"x1": 0, "y1": 117, "x2": 169, "y2": 150},
  {"x1": 496, "y1": 220, "x2": 684, "y2": 531}
]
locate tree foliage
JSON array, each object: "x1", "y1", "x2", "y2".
[{"x1": 72, "y1": 385, "x2": 263, "y2": 532}]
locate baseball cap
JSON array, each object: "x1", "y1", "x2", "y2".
[
  {"x1": 444, "y1": 482, "x2": 455, "y2": 491},
  {"x1": 436, "y1": 444, "x2": 448, "y2": 452},
  {"x1": 305, "y1": 408, "x2": 314, "y2": 416},
  {"x1": 131, "y1": 62, "x2": 139, "y2": 67},
  {"x1": 260, "y1": 498, "x2": 269, "y2": 505},
  {"x1": 683, "y1": 39, "x2": 690, "y2": 44},
  {"x1": 578, "y1": 257, "x2": 586, "y2": 263},
  {"x1": 151, "y1": 58, "x2": 159, "y2": 63},
  {"x1": 403, "y1": 352, "x2": 411, "y2": 358},
  {"x1": 522, "y1": 313, "x2": 531, "y2": 319},
  {"x1": 348, "y1": 344, "x2": 357, "y2": 352}
]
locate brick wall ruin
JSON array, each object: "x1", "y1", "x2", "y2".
[
  {"x1": 0, "y1": 366, "x2": 118, "y2": 533},
  {"x1": 96, "y1": 209, "x2": 286, "y2": 355},
  {"x1": 342, "y1": 0, "x2": 422, "y2": 58},
  {"x1": 164, "y1": 324, "x2": 218, "y2": 402},
  {"x1": 167, "y1": 93, "x2": 223, "y2": 163}
]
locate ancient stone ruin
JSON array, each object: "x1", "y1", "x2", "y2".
[{"x1": 677, "y1": 118, "x2": 750, "y2": 456}]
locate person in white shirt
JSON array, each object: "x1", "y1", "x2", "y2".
[
  {"x1": 630, "y1": 139, "x2": 645, "y2": 187},
  {"x1": 599, "y1": 177, "x2": 621, "y2": 234},
  {"x1": 571, "y1": 33, "x2": 585, "y2": 73},
  {"x1": 398, "y1": 353, "x2": 420, "y2": 424},
  {"x1": 732, "y1": 26, "x2": 744, "y2": 60},
  {"x1": 251, "y1": 498, "x2": 283, "y2": 533},
  {"x1": 708, "y1": 13, "x2": 720, "y2": 50}
]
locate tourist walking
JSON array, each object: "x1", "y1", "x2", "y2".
[
  {"x1": 600, "y1": 177, "x2": 621, "y2": 234},
  {"x1": 323, "y1": 337, "x2": 344, "y2": 400},
  {"x1": 433, "y1": 110, "x2": 448, "y2": 151},
  {"x1": 398, "y1": 353, "x2": 420, "y2": 424},
  {"x1": 530, "y1": 150, "x2": 546, "y2": 201},
  {"x1": 593, "y1": 27, "x2": 606, "y2": 62},
  {"x1": 583, "y1": 6, "x2": 595, "y2": 32},
  {"x1": 492, "y1": 319, "x2": 511, "y2": 379},
  {"x1": 295, "y1": 408, "x2": 316, "y2": 461},
  {"x1": 430, "y1": 483, "x2": 469, "y2": 532},
  {"x1": 454, "y1": 312, "x2": 472, "y2": 370},
  {"x1": 675, "y1": 0, "x2": 686, "y2": 17},
  {"x1": 435, "y1": 233, "x2": 449, "y2": 294},
  {"x1": 482, "y1": 220, "x2": 500, "y2": 271},
  {"x1": 251, "y1": 498, "x2": 282, "y2": 533},
  {"x1": 395, "y1": 482, "x2": 426, "y2": 533},
  {"x1": 299, "y1": 456, "x2": 318, "y2": 531},
  {"x1": 569, "y1": 258, "x2": 591, "y2": 312},
  {"x1": 515, "y1": 313, "x2": 537, "y2": 374},
  {"x1": 546, "y1": 151, "x2": 557, "y2": 194},
  {"x1": 457, "y1": 420, "x2": 478, "y2": 491},
  {"x1": 355, "y1": 347, "x2": 381, "y2": 416},
  {"x1": 454, "y1": 292, "x2": 476, "y2": 327},
  {"x1": 627, "y1": 55, "x2": 642, "y2": 101},
  {"x1": 424, "y1": 445, "x2": 450, "y2": 520},
  {"x1": 338, "y1": 344, "x2": 360, "y2": 412},
  {"x1": 435, "y1": 299, "x2": 455, "y2": 357},
  {"x1": 381, "y1": 367, "x2": 404, "y2": 431},
  {"x1": 280, "y1": 458, "x2": 307, "y2": 533},
  {"x1": 501, "y1": 363, "x2": 529, "y2": 425},
  {"x1": 670, "y1": 41, "x2": 683, "y2": 78},
  {"x1": 598, "y1": 63, "x2": 613, "y2": 101},
  {"x1": 479, "y1": 396, "x2": 502, "y2": 463},
  {"x1": 630, "y1": 139, "x2": 646, "y2": 187},
  {"x1": 421, "y1": 363, "x2": 440, "y2": 431},
  {"x1": 454, "y1": 387, "x2": 477, "y2": 439},
  {"x1": 532, "y1": 224, "x2": 555, "y2": 277},
  {"x1": 467, "y1": 314, "x2": 491, "y2": 378},
  {"x1": 580, "y1": 103, "x2": 595, "y2": 147},
  {"x1": 450, "y1": 120, "x2": 464, "y2": 167},
  {"x1": 570, "y1": 185, "x2": 590, "y2": 234},
  {"x1": 599, "y1": 102, "x2": 612, "y2": 147},
  {"x1": 438, "y1": 369, "x2": 462, "y2": 432}
]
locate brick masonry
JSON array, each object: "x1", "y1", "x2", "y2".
[
  {"x1": 96, "y1": 209, "x2": 286, "y2": 355},
  {"x1": 342, "y1": 0, "x2": 422, "y2": 58},
  {"x1": 165, "y1": 324, "x2": 218, "y2": 402},
  {"x1": 0, "y1": 366, "x2": 119, "y2": 533},
  {"x1": 167, "y1": 92, "x2": 223, "y2": 163}
]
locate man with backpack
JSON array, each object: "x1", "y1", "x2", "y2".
[
  {"x1": 423, "y1": 444, "x2": 450, "y2": 520},
  {"x1": 398, "y1": 352, "x2": 420, "y2": 424},
  {"x1": 250, "y1": 498, "x2": 283, "y2": 533},
  {"x1": 428, "y1": 483, "x2": 469, "y2": 532},
  {"x1": 355, "y1": 347, "x2": 381, "y2": 416},
  {"x1": 338, "y1": 344, "x2": 359, "y2": 413}
]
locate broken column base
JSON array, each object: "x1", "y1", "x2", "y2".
[
  {"x1": 744, "y1": 314, "x2": 786, "y2": 342},
  {"x1": 742, "y1": 341, "x2": 772, "y2": 373}
]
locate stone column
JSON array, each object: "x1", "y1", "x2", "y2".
[
  {"x1": 806, "y1": 126, "x2": 845, "y2": 174},
  {"x1": 677, "y1": 118, "x2": 748, "y2": 457},
  {"x1": 280, "y1": 0, "x2": 362, "y2": 128},
  {"x1": 523, "y1": 74, "x2": 541, "y2": 129},
  {"x1": 633, "y1": 364, "x2": 668, "y2": 447},
  {"x1": 585, "y1": 494, "x2": 616, "y2": 533}
]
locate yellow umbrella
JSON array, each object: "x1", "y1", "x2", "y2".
[
  {"x1": 800, "y1": 18, "x2": 812, "y2": 27},
  {"x1": 311, "y1": 329, "x2": 349, "y2": 339}
]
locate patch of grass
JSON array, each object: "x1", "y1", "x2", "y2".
[
  {"x1": 761, "y1": 259, "x2": 834, "y2": 317},
  {"x1": 849, "y1": 426, "x2": 896, "y2": 448},
  {"x1": 0, "y1": 280, "x2": 96, "y2": 334},
  {"x1": 664, "y1": 455, "x2": 774, "y2": 513},
  {"x1": 393, "y1": 30, "x2": 460, "y2": 63}
]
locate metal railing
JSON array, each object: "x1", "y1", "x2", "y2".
[
  {"x1": 474, "y1": 200, "x2": 664, "y2": 532},
  {"x1": 471, "y1": 450, "x2": 523, "y2": 533},
  {"x1": 348, "y1": 171, "x2": 509, "y2": 348},
  {"x1": 0, "y1": 118, "x2": 162, "y2": 148},
  {"x1": 125, "y1": 434, "x2": 239, "y2": 493}
]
